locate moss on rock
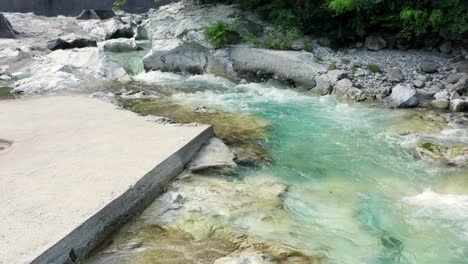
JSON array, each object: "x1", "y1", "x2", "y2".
[{"x1": 119, "y1": 98, "x2": 272, "y2": 164}]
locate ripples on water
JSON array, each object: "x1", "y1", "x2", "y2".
[{"x1": 99, "y1": 51, "x2": 468, "y2": 263}]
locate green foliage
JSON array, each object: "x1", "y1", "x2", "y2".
[
  {"x1": 120, "y1": 0, "x2": 467, "y2": 45},
  {"x1": 367, "y1": 64, "x2": 381, "y2": 73},
  {"x1": 241, "y1": 27, "x2": 300, "y2": 50},
  {"x1": 204, "y1": 21, "x2": 239, "y2": 49},
  {"x1": 113, "y1": 0, "x2": 160, "y2": 11},
  {"x1": 262, "y1": 27, "x2": 300, "y2": 50}
]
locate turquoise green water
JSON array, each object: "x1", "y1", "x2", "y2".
[
  {"x1": 171, "y1": 79, "x2": 468, "y2": 263},
  {"x1": 101, "y1": 51, "x2": 468, "y2": 263}
]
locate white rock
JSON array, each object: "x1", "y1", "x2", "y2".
[
  {"x1": 388, "y1": 84, "x2": 420, "y2": 108},
  {"x1": 434, "y1": 91, "x2": 449, "y2": 100},
  {"x1": 101, "y1": 38, "x2": 139, "y2": 52}
]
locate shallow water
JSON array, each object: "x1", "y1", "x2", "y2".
[{"x1": 92, "y1": 52, "x2": 468, "y2": 263}]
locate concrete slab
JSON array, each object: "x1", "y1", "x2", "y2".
[{"x1": 0, "y1": 96, "x2": 213, "y2": 264}]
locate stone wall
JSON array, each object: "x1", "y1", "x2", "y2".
[{"x1": 0, "y1": 0, "x2": 177, "y2": 16}]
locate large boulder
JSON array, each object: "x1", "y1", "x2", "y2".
[
  {"x1": 102, "y1": 38, "x2": 139, "y2": 52},
  {"x1": 365, "y1": 35, "x2": 387, "y2": 51},
  {"x1": 331, "y1": 78, "x2": 366, "y2": 101},
  {"x1": 0, "y1": 13, "x2": 15, "y2": 38},
  {"x1": 47, "y1": 37, "x2": 97, "y2": 50},
  {"x1": 77, "y1": 10, "x2": 116, "y2": 20},
  {"x1": 388, "y1": 84, "x2": 420, "y2": 108},
  {"x1": 143, "y1": 39, "x2": 212, "y2": 74},
  {"x1": 228, "y1": 46, "x2": 327, "y2": 89}
]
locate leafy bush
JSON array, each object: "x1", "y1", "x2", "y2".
[{"x1": 204, "y1": 21, "x2": 239, "y2": 49}]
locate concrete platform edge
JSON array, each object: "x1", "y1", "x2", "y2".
[{"x1": 30, "y1": 125, "x2": 214, "y2": 264}]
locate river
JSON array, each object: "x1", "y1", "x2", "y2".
[{"x1": 88, "y1": 43, "x2": 468, "y2": 264}]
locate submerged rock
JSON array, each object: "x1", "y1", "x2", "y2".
[
  {"x1": 416, "y1": 142, "x2": 468, "y2": 167},
  {"x1": 388, "y1": 84, "x2": 420, "y2": 108},
  {"x1": 187, "y1": 137, "x2": 237, "y2": 172},
  {"x1": 0, "y1": 13, "x2": 15, "y2": 38},
  {"x1": 229, "y1": 46, "x2": 326, "y2": 89}
]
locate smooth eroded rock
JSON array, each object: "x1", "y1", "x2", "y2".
[
  {"x1": 143, "y1": 39, "x2": 211, "y2": 74},
  {"x1": 229, "y1": 46, "x2": 326, "y2": 89}
]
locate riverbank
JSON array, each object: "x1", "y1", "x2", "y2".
[{"x1": 0, "y1": 96, "x2": 212, "y2": 263}]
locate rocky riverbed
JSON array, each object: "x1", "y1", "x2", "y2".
[{"x1": 1, "y1": 1, "x2": 468, "y2": 263}]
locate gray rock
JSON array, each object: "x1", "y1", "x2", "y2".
[
  {"x1": 453, "y1": 74, "x2": 467, "y2": 93},
  {"x1": 143, "y1": 39, "x2": 212, "y2": 74},
  {"x1": 431, "y1": 99, "x2": 449, "y2": 109},
  {"x1": 416, "y1": 74, "x2": 428, "y2": 82},
  {"x1": 77, "y1": 10, "x2": 116, "y2": 20},
  {"x1": 326, "y1": 70, "x2": 347, "y2": 83},
  {"x1": 420, "y1": 61, "x2": 439, "y2": 74},
  {"x1": 290, "y1": 38, "x2": 305, "y2": 51},
  {"x1": 0, "y1": 13, "x2": 15, "y2": 38},
  {"x1": 450, "y1": 91, "x2": 462, "y2": 100},
  {"x1": 450, "y1": 99, "x2": 468, "y2": 112},
  {"x1": 413, "y1": 79, "x2": 425, "y2": 88},
  {"x1": 365, "y1": 35, "x2": 387, "y2": 51},
  {"x1": 311, "y1": 75, "x2": 332, "y2": 95},
  {"x1": 434, "y1": 91, "x2": 449, "y2": 100},
  {"x1": 187, "y1": 137, "x2": 237, "y2": 172},
  {"x1": 447, "y1": 73, "x2": 465, "y2": 84},
  {"x1": 331, "y1": 78, "x2": 366, "y2": 101},
  {"x1": 387, "y1": 68, "x2": 404, "y2": 82},
  {"x1": 135, "y1": 24, "x2": 148, "y2": 40},
  {"x1": 229, "y1": 46, "x2": 327, "y2": 89},
  {"x1": 317, "y1": 37, "x2": 331, "y2": 47},
  {"x1": 456, "y1": 62, "x2": 468, "y2": 74},
  {"x1": 207, "y1": 49, "x2": 237, "y2": 80},
  {"x1": 438, "y1": 41, "x2": 452, "y2": 54},
  {"x1": 355, "y1": 42, "x2": 363, "y2": 48},
  {"x1": 388, "y1": 84, "x2": 420, "y2": 108}
]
